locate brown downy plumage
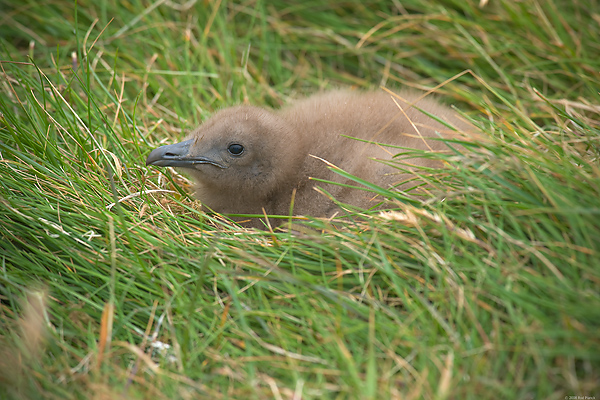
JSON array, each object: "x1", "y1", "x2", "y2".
[{"x1": 146, "y1": 89, "x2": 471, "y2": 228}]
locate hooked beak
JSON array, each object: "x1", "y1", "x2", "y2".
[{"x1": 146, "y1": 139, "x2": 226, "y2": 169}]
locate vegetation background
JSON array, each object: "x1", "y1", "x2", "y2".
[{"x1": 1, "y1": 0, "x2": 599, "y2": 398}]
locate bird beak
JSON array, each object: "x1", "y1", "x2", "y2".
[{"x1": 146, "y1": 139, "x2": 226, "y2": 169}]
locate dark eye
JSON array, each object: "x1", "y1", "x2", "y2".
[{"x1": 228, "y1": 144, "x2": 244, "y2": 156}]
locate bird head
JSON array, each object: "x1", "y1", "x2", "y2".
[{"x1": 146, "y1": 106, "x2": 306, "y2": 205}]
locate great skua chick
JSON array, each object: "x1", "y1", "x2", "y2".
[{"x1": 146, "y1": 89, "x2": 470, "y2": 228}]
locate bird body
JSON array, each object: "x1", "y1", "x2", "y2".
[{"x1": 146, "y1": 90, "x2": 469, "y2": 227}]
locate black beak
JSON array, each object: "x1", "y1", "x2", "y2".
[{"x1": 146, "y1": 139, "x2": 226, "y2": 169}]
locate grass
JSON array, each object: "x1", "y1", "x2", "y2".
[{"x1": 1, "y1": 0, "x2": 599, "y2": 398}]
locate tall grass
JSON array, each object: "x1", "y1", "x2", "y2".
[{"x1": 1, "y1": 0, "x2": 599, "y2": 398}]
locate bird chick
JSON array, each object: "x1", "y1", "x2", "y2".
[{"x1": 146, "y1": 90, "x2": 469, "y2": 228}]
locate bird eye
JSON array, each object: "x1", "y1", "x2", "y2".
[{"x1": 228, "y1": 144, "x2": 244, "y2": 156}]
